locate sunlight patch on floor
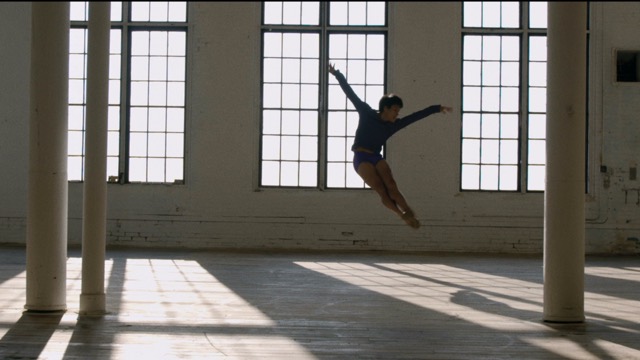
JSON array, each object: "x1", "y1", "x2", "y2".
[
  {"x1": 295, "y1": 261, "x2": 547, "y2": 331},
  {"x1": 66, "y1": 257, "x2": 277, "y2": 326},
  {"x1": 522, "y1": 336, "x2": 601, "y2": 360}
]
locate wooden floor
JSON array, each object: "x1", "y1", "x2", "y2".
[{"x1": 0, "y1": 245, "x2": 639, "y2": 359}]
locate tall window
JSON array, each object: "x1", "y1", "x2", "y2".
[
  {"x1": 461, "y1": 1, "x2": 548, "y2": 191},
  {"x1": 260, "y1": 1, "x2": 387, "y2": 188},
  {"x1": 68, "y1": 1, "x2": 187, "y2": 184}
]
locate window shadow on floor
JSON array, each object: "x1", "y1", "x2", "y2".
[{"x1": 1, "y1": 248, "x2": 639, "y2": 359}]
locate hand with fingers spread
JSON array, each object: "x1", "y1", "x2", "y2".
[{"x1": 328, "y1": 63, "x2": 337, "y2": 75}]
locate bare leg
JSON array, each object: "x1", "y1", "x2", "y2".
[
  {"x1": 356, "y1": 160, "x2": 420, "y2": 228},
  {"x1": 356, "y1": 162, "x2": 404, "y2": 216},
  {"x1": 374, "y1": 160, "x2": 413, "y2": 214},
  {"x1": 375, "y1": 160, "x2": 420, "y2": 229}
]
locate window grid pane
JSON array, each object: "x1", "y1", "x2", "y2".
[
  {"x1": 329, "y1": 1, "x2": 387, "y2": 26},
  {"x1": 462, "y1": 35, "x2": 520, "y2": 191},
  {"x1": 128, "y1": 30, "x2": 186, "y2": 183},
  {"x1": 327, "y1": 33, "x2": 385, "y2": 189},
  {"x1": 69, "y1": 1, "x2": 187, "y2": 184},
  {"x1": 260, "y1": 2, "x2": 387, "y2": 189},
  {"x1": 130, "y1": 1, "x2": 187, "y2": 22},
  {"x1": 70, "y1": 1, "x2": 122, "y2": 22},
  {"x1": 463, "y1": 1, "x2": 520, "y2": 29},
  {"x1": 261, "y1": 31, "x2": 320, "y2": 187},
  {"x1": 462, "y1": 2, "x2": 558, "y2": 193},
  {"x1": 264, "y1": 1, "x2": 320, "y2": 26},
  {"x1": 67, "y1": 28, "x2": 122, "y2": 182},
  {"x1": 529, "y1": 2, "x2": 548, "y2": 29},
  {"x1": 527, "y1": 35, "x2": 547, "y2": 191}
]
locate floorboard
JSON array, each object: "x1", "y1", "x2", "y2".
[{"x1": 1, "y1": 245, "x2": 639, "y2": 359}]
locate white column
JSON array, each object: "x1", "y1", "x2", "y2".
[
  {"x1": 80, "y1": 1, "x2": 111, "y2": 316},
  {"x1": 543, "y1": 2, "x2": 587, "y2": 323},
  {"x1": 25, "y1": 2, "x2": 70, "y2": 312}
]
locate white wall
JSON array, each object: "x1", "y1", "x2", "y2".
[
  {"x1": 588, "y1": 2, "x2": 640, "y2": 253},
  {"x1": 0, "y1": 2, "x2": 30, "y2": 244},
  {"x1": 1, "y1": 2, "x2": 638, "y2": 254}
]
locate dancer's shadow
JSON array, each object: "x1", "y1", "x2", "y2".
[
  {"x1": 450, "y1": 289, "x2": 640, "y2": 360},
  {"x1": 450, "y1": 289, "x2": 540, "y2": 321}
]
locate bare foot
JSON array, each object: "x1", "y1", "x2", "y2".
[{"x1": 401, "y1": 211, "x2": 421, "y2": 229}]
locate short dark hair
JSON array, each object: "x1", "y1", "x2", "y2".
[{"x1": 378, "y1": 94, "x2": 403, "y2": 112}]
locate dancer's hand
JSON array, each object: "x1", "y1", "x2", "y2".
[
  {"x1": 440, "y1": 105, "x2": 452, "y2": 114},
  {"x1": 328, "y1": 63, "x2": 336, "y2": 75}
]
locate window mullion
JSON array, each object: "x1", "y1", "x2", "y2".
[
  {"x1": 120, "y1": 23, "x2": 130, "y2": 184},
  {"x1": 117, "y1": 2, "x2": 132, "y2": 183},
  {"x1": 521, "y1": 33, "x2": 528, "y2": 193},
  {"x1": 520, "y1": 2, "x2": 529, "y2": 193},
  {"x1": 318, "y1": 2, "x2": 329, "y2": 189}
]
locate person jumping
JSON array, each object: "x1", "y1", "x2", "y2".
[{"x1": 329, "y1": 63, "x2": 452, "y2": 229}]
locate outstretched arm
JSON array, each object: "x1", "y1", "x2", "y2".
[
  {"x1": 328, "y1": 63, "x2": 367, "y2": 110},
  {"x1": 392, "y1": 104, "x2": 453, "y2": 131}
]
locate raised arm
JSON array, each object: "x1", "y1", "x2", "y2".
[{"x1": 329, "y1": 64, "x2": 368, "y2": 111}]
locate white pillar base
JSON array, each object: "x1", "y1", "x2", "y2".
[{"x1": 79, "y1": 294, "x2": 107, "y2": 316}]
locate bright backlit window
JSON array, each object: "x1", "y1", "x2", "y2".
[
  {"x1": 68, "y1": 1, "x2": 187, "y2": 184},
  {"x1": 461, "y1": 1, "x2": 548, "y2": 191},
  {"x1": 260, "y1": 1, "x2": 387, "y2": 189}
]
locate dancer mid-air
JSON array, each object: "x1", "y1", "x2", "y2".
[{"x1": 329, "y1": 63, "x2": 452, "y2": 229}]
